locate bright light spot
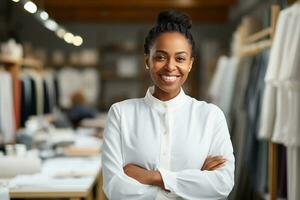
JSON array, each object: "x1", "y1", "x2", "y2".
[
  {"x1": 64, "y1": 32, "x2": 74, "y2": 44},
  {"x1": 40, "y1": 11, "x2": 49, "y2": 20},
  {"x1": 44, "y1": 19, "x2": 58, "y2": 31},
  {"x1": 11, "y1": 0, "x2": 20, "y2": 2},
  {"x1": 73, "y1": 36, "x2": 83, "y2": 46},
  {"x1": 56, "y1": 28, "x2": 66, "y2": 38},
  {"x1": 24, "y1": 1, "x2": 37, "y2": 14}
]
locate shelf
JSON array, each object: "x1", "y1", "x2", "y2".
[
  {"x1": 22, "y1": 58, "x2": 43, "y2": 69},
  {"x1": 0, "y1": 55, "x2": 21, "y2": 66},
  {"x1": 0, "y1": 55, "x2": 43, "y2": 69}
]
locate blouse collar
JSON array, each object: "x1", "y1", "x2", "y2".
[{"x1": 144, "y1": 86, "x2": 188, "y2": 112}]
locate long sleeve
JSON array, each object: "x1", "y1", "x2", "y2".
[
  {"x1": 158, "y1": 108, "x2": 235, "y2": 200},
  {"x1": 102, "y1": 104, "x2": 157, "y2": 200}
]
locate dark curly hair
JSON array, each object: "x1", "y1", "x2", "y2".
[{"x1": 144, "y1": 10, "x2": 196, "y2": 57}]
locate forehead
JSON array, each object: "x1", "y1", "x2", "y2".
[{"x1": 151, "y1": 32, "x2": 191, "y2": 53}]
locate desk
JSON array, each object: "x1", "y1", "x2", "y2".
[{"x1": 5, "y1": 157, "x2": 102, "y2": 200}]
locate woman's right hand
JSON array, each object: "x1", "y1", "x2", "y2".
[{"x1": 201, "y1": 156, "x2": 226, "y2": 171}]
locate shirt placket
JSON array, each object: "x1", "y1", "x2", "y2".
[{"x1": 159, "y1": 105, "x2": 171, "y2": 170}]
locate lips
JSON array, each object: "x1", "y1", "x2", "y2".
[{"x1": 160, "y1": 74, "x2": 180, "y2": 83}]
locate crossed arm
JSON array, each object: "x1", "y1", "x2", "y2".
[{"x1": 123, "y1": 156, "x2": 227, "y2": 191}]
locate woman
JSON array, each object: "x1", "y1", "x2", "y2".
[{"x1": 102, "y1": 10, "x2": 235, "y2": 200}]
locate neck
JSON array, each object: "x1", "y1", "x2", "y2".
[{"x1": 152, "y1": 86, "x2": 180, "y2": 101}]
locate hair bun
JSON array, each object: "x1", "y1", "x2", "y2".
[{"x1": 157, "y1": 10, "x2": 192, "y2": 29}]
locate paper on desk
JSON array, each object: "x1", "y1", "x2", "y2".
[
  {"x1": 42, "y1": 157, "x2": 101, "y2": 178},
  {"x1": 8, "y1": 174, "x2": 92, "y2": 189},
  {"x1": 0, "y1": 187, "x2": 9, "y2": 200},
  {"x1": 74, "y1": 134, "x2": 103, "y2": 149}
]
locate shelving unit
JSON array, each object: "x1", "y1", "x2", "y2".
[{"x1": 98, "y1": 42, "x2": 150, "y2": 110}]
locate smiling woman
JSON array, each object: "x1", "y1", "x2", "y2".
[
  {"x1": 102, "y1": 10, "x2": 235, "y2": 200},
  {"x1": 146, "y1": 32, "x2": 194, "y2": 101}
]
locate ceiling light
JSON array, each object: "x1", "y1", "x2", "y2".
[
  {"x1": 24, "y1": 1, "x2": 37, "y2": 14},
  {"x1": 44, "y1": 19, "x2": 58, "y2": 31},
  {"x1": 11, "y1": 0, "x2": 20, "y2": 2},
  {"x1": 56, "y1": 28, "x2": 66, "y2": 38},
  {"x1": 73, "y1": 36, "x2": 83, "y2": 46},
  {"x1": 40, "y1": 11, "x2": 49, "y2": 20},
  {"x1": 64, "y1": 32, "x2": 74, "y2": 44}
]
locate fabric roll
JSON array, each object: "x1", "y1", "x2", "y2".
[{"x1": 0, "y1": 156, "x2": 41, "y2": 178}]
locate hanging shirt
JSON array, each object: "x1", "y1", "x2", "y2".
[
  {"x1": 208, "y1": 56, "x2": 240, "y2": 125},
  {"x1": 0, "y1": 71, "x2": 15, "y2": 143},
  {"x1": 259, "y1": 3, "x2": 300, "y2": 146},
  {"x1": 102, "y1": 86, "x2": 235, "y2": 200}
]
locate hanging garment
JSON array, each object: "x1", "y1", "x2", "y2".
[
  {"x1": 287, "y1": 146, "x2": 300, "y2": 200},
  {"x1": 0, "y1": 71, "x2": 16, "y2": 143},
  {"x1": 43, "y1": 80, "x2": 50, "y2": 114},
  {"x1": 272, "y1": 4, "x2": 300, "y2": 146},
  {"x1": 13, "y1": 78, "x2": 21, "y2": 129},
  {"x1": 44, "y1": 70, "x2": 57, "y2": 112},
  {"x1": 57, "y1": 67, "x2": 82, "y2": 108},
  {"x1": 209, "y1": 56, "x2": 240, "y2": 124},
  {"x1": 102, "y1": 86, "x2": 235, "y2": 200},
  {"x1": 258, "y1": 8, "x2": 290, "y2": 140},
  {"x1": 209, "y1": 56, "x2": 229, "y2": 105},
  {"x1": 81, "y1": 68, "x2": 100, "y2": 106},
  {"x1": 228, "y1": 57, "x2": 254, "y2": 199},
  {"x1": 20, "y1": 75, "x2": 32, "y2": 127},
  {"x1": 259, "y1": 3, "x2": 300, "y2": 145},
  {"x1": 238, "y1": 50, "x2": 269, "y2": 200}
]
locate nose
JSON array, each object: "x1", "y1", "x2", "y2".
[{"x1": 165, "y1": 58, "x2": 176, "y2": 71}]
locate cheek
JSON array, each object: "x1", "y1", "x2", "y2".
[{"x1": 150, "y1": 62, "x2": 165, "y2": 73}]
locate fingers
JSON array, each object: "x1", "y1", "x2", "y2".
[
  {"x1": 202, "y1": 156, "x2": 222, "y2": 169},
  {"x1": 201, "y1": 156, "x2": 226, "y2": 171}
]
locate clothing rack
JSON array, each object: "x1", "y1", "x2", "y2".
[
  {"x1": 239, "y1": 5, "x2": 280, "y2": 200},
  {"x1": 0, "y1": 54, "x2": 44, "y2": 144}
]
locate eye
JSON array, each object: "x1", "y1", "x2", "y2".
[
  {"x1": 176, "y1": 56, "x2": 186, "y2": 63},
  {"x1": 154, "y1": 54, "x2": 166, "y2": 61}
]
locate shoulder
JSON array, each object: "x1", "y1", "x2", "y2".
[
  {"x1": 109, "y1": 98, "x2": 145, "y2": 114},
  {"x1": 189, "y1": 97, "x2": 223, "y2": 115}
]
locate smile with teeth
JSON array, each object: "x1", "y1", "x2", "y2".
[{"x1": 160, "y1": 75, "x2": 180, "y2": 83}]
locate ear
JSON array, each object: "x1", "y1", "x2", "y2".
[
  {"x1": 188, "y1": 57, "x2": 194, "y2": 72},
  {"x1": 144, "y1": 54, "x2": 150, "y2": 69}
]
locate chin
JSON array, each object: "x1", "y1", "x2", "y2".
[{"x1": 157, "y1": 84, "x2": 181, "y2": 94}]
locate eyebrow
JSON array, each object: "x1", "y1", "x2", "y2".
[{"x1": 155, "y1": 50, "x2": 188, "y2": 55}]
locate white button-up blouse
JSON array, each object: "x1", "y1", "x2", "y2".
[{"x1": 102, "y1": 87, "x2": 235, "y2": 200}]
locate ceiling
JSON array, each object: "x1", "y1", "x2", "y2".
[{"x1": 33, "y1": 0, "x2": 237, "y2": 23}]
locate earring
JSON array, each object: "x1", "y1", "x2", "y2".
[{"x1": 145, "y1": 64, "x2": 149, "y2": 70}]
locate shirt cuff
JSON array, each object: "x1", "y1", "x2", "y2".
[{"x1": 158, "y1": 168, "x2": 177, "y2": 192}]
